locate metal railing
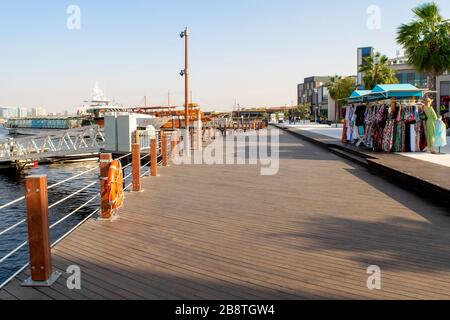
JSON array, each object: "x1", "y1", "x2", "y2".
[
  {"x1": 0, "y1": 128, "x2": 218, "y2": 289},
  {"x1": 0, "y1": 125, "x2": 105, "y2": 162},
  {"x1": 0, "y1": 166, "x2": 100, "y2": 289}
]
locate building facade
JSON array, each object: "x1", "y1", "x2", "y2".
[
  {"x1": 357, "y1": 47, "x2": 374, "y2": 89},
  {"x1": 297, "y1": 76, "x2": 331, "y2": 121},
  {"x1": 0, "y1": 107, "x2": 26, "y2": 119},
  {"x1": 388, "y1": 56, "x2": 428, "y2": 89},
  {"x1": 437, "y1": 73, "x2": 450, "y2": 118},
  {"x1": 31, "y1": 107, "x2": 47, "y2": 117}
]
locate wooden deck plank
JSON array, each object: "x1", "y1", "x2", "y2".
[{"x1": 2, "y1": 129, "x2": 450, "y2": 300}]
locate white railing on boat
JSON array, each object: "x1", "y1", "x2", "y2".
[{"x1": 0, "y1": 125, "x2": 105, "y2": 163}]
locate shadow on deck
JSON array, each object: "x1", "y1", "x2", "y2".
[{"x1": 1, "y1": 130, "x2": 450, "y2": 300}]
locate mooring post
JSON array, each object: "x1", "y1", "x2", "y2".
[
  {"x1": 99, "y1": 153, "x2": 113, "y2": 219},
  {"x1": 161, "y1": 131, "x2": 168, "y2": 167},
  {"x1": 22, "y1": 175, "x2": 60, "y2": 287},
  {"x1": 132, "y1": 143, "x2": 141, "y2": 192},
  {"x1": 151, "y1": 136, "x2": 158, "y2": 177}
]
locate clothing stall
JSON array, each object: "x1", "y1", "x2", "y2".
[{"x1": 343, "y1": 84, "x2": 446, "y2": 153}]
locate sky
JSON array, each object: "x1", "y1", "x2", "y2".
[{"x1": 0, "y1": 0, "x2": 449, "y2": 112}]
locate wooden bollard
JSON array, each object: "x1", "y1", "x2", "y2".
[
  {"x1": 151, "y1": 138, "x2": 158, "y2": 177},
  {"x1": 132, "y1": 143, "x2": 141, "y2": 192},
  {"x1": 162, "y1": 132, "x2": 168, "y2": 167},
  {"x1": 100, "y1": 153, "x2": 113, "y2": 219},
  {"x1": 23, "y1": 175, "x2": 60, "y2": 286}
]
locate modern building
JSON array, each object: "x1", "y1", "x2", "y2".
[
  {"x1": 357, "y1": 48, "x2": 429, "y2": 90},
  {"x1": 297, "y1": 76, "x2": 331, "y2": 121},
  {"x1": 17, "y1": 107, "x2": 28, "y2": 118},
  {"x1": 357, "y1": 47, "x2": 375, "y2": 89},
  {"x1": 31, "y1": 107, "x2": 47, "y2": 117},
  {"x1": 0, "y1": 106, "x2": 20, "y2": 118},
  {"x1": 437, "y1": 72, "x2": 450, "y2": 118},
  {"x1": 356, "y1": 47, "x2": 448, "y2": 116},
  {"x1": 388, "y1": 56, "x2": 428, "y2": 89}
]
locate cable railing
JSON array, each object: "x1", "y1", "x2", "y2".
[
  {"x1": 0, "y1": 164, "x2": 100, "y2": 214},
  {"x1": 0, "y1": 166, "x2": 101, "y2": 237},
  {"x1": 0, "y1": 206, "x2": 100, "y2": 290},
  {"x1": 0, "y1": 178, "x2": 100, "y2": 264},
  {"x1": 0, "y1": 128, "x2": 213, "y2": 289},
  {"x1": 0, "y1": 158, "x2": 107, "y2": 289}
]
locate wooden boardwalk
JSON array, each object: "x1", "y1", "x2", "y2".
[{"x1": 2, "y1": 130, "x2": 450, "y2": 300}]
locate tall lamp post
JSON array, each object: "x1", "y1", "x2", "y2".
[{"x1": 180, "y1": 27, "x2": 190, "y2": 153}]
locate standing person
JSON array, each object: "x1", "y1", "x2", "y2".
[{"x1": 423, "y1": 98, "x2": 438, "y2": 154}]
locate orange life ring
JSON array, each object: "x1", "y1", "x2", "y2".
[{"x1": 107, "y1": 160, "x2": 124, "y2": 210}]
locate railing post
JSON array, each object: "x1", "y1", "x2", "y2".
[
  {"x1": 132, "y1": 143, "x2": 142, "y2": 192},
  {"x1": 151, "y1": 137, "x2": 158, "y2": 177},
  {"x1": 178, "y1": 131, "x2": 183, "y2": 156},
  {"x1": 171, "y1": 131, "x2": 178, "y2": 160},
  {"x1": 22, "y1": 175, "x2": 61, "y2": 287},
  {"x1": 162, "y1": 132, "x2": 168, "y2": 167},
  {"x1": 100, "y1": 153, "x2": 113, "y2": 219},
  {"x1": 190, "y1": 127, "x2": 194, "y2": 149}
]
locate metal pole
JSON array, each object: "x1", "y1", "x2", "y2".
[{"x1": 184, "y1": 28, "x2": 190, "y2": 153}]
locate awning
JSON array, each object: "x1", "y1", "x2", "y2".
[
  {"x1": 370, "y1": 84, "x2": 424, "y2": 100},
  {"x1": 348, "y1": 90, "x2": 372, "y2": 103},
  {"x1": 347, "y1": 84, "x2": 424, "y2": 103}
]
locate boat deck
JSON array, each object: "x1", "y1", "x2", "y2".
[{"x1": 2, "y1": 130, "x2": 450, "y2": 300}]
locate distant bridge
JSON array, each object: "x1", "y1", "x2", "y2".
[{"x1": 0, "y1": 126, "x2": 105, "y2": 164}]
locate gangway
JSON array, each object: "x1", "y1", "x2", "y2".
[{"x1": 0, "y1": 125, "x2": 105, "y2": 166}]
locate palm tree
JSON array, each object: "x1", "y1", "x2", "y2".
[
  {"x1": 397, "y1": 2, "x2": 450, "y2": 107},
  {"x1": 326, "y1": 75, "x2": 357, "y2": 127},
  {"x1": 359, "y1": 52, "x2": 399, "y2": 89}
]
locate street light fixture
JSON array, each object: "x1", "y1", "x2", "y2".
[{"x1": 180, "y1": 27, "x2": 190, "y2": 152}]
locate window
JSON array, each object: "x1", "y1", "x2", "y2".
[
  {"x1": 407, "y1": 73, "x2": 416, "y2": 84},
  {"x1": 441, "y1": 81, "x2": 450, "y2": 96}
]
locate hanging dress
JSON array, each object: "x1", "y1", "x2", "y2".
[
  {"x1": 435, "y1": 118, "x2": 448, "y2": 148},
  {"x1": 342, "y1": 107, "x2": 349, "y2": 143},
  {"x1": 424, "y1": 106, "x2": 438, "y2": 152}
]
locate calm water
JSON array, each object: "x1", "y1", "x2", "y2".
[{"x1": 0, "y1": 126, "x2": 103, "y2": 285}]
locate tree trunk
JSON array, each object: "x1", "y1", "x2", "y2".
[{"x1": 428, "y1": 72, "x2": 438, "y2": 111}]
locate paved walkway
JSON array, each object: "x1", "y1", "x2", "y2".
[
  {"x1": 1, "y1": 130, "x2": 450, "y2": 300},
  {"x1": 281, "y1": 124, "x2": 450, "y2": 168}
]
